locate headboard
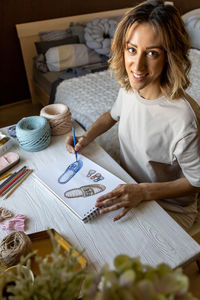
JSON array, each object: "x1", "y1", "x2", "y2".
[{"x1": 16, "y1": 8, "x2": 130, "y2": 106}]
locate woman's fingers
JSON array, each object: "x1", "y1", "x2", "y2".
[
  {"x1": 66, "y1": 135, "x2": 88, "y2": 153},
  {"x1": 113, "y1": 208, "x2": 131, "y2": 222},
  {"x1": 96, "y1": 185, "x2": 123, "y2": 204},
  {"x1": 99, "y1": 201, "x2": 127, "y2": 214},
  {"x1": 96, "y1": 193, "x2": 116, "y2": 204},
  {"x1": 65, "y1": 136, "x2": 75, "y2": 153},
  {"x1": 96, "y1": 188, "x2": 130, "y2": 214},
  {"x1": 75, "y1": 136, "x2": 87, "y2": 152},
  {"x1": 96, "y1": 195, "x2": 121, "y2": 208},
  {"x1": 96, "y1": 197, "x2": 125, "y2": 209}
]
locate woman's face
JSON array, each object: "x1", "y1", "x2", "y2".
[{"x1": 124, "y1": 22, "x2": 166, "y2": 99}]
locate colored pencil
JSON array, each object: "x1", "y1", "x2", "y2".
[
  {"x1": 1, "y1": 169, "x2": 29, "y2": 196},
  {"x1": 72, "y1": 126, "x2": 78, "y2": 161},
  {"x1": 3, "y1": 169, "x2": 33, "y2": 199},
  {"x1": 0, "y1": 173, "x2": 12, "y2": 181},
  {"x1": 0, "y1": 172, "x2": 17, "y2": 189},
  {"x1": 0, "y1": 166, "x2": 26, "y2": 195}
]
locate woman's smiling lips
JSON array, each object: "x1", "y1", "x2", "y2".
[{"x1": 132, "y1": 72, "x2": 148, "y2": 81}]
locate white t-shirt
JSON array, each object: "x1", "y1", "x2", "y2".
[{"x1": 110, "y1": 88, "x2": 200, "y2": 214}]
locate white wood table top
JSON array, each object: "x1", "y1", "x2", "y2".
[{"x1": 1, "y1": 124, "x2": 200, "y2": 271}]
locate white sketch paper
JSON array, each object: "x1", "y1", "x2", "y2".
[{"x1": 34, "y1": 154, "x2": 125, "y2": 221}]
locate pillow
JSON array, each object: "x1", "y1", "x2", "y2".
[
  {"x1": 35, "y1": 36, "x2": 79, "y2": 54},
  {"x1": 39, "y1": 29, "x2": 72, "y2": 41},
  {"x1": 183, "y1": 14, "x2": 200, "y2": 49},
  {"x1": 69, "y1": 22, "x2": 86, "y2": 44},
  {"x1": 45, "y1": 44, "x2": 105, "y2": 72},
  {"x1": 33, "y1": 54, "x2": 49, "y2": 73},
  {"x1": 84, "y1": 18, "x2": 118, "y2": 56}
]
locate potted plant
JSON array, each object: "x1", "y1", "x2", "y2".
[
  {"x1": 82, "y1": 255, "x2": 197, "y2": 300},
  {"x1": 0, "y1": 244, "x2": 86, "y2": 299},
  {"x1": 0, "y1": 239, "x2": 197, "y2": 300}
]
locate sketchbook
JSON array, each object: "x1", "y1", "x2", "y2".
[{"x1": 34, "y1": 154, "x2": 125, "y2": 222}]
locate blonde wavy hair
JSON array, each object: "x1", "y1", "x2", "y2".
[{"x1": 109, "y1": 0, "x2": 191, "y2": 100}]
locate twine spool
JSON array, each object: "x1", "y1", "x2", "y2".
[
  {"x1": 16, "y1": 116, "x2": 51, "y2": 152},
  {"x1": 40, "y1": 103, "x2": 71, "y2": 136},
  {"x1": 0, "y1": 231, "x2": 32, "y2": 267}
]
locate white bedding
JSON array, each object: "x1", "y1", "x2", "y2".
[
  {"x1": 55, "y1": 48, "x2": 200, "y2": 160},
  {"x1": 187, "y1": 49, "x2": 200, "y2": 104}
]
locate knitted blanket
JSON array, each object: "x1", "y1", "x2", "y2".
[{"x1": 55, "y1": 70, "x2": 120, "y2": 161}]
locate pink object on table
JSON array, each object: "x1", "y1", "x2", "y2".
[
  {"x1": 1, "y1": 214, "x2": 26, "y2": 231},
  {"x1": 0, "y1": 152, "x2": 20, "y2": 175}
]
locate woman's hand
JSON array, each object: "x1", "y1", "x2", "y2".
[
  {"x1": 66, "y1": 112, "x2": 116, "y2": 154},
  {"x1": 65, "y1": 135, "x2": 88, "y2": 154},
  {"x1": 95, "y1": 178, "x2": 200, "y2": 222},
  {"x1": 95, "y1": 183, "x2": 144, "y2": 221}
]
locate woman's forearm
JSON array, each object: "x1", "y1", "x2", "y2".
[
  {"x1": 83, "y1": 111, "x2": 116, "y2": 143},
  {"x1": 140, "y1": 178, "x2": 200, "y2": 201}
]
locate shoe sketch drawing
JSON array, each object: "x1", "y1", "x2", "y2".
[
  {"x1": 86, "y1": 169, "x2": 96, "y2": 177},
  {"x1": 94, "y1": 176, "x2": 104, "y2": 182},
  {"x1": 90, "y1": 173, "x2": 101, "y2": 180},
  {"x1": 64, "y1": 184, "x2": 106, "y2": 198},
  {"x1": 58, "y1": 160, "x2": 83, "y2": 184}
]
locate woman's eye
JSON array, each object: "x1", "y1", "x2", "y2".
[
  {"x1": 147, "y1": 51, "x2": 159, "y2": 57},
  {"x1": 127, "y1": 47, "x2": 136, "y2": 54}
]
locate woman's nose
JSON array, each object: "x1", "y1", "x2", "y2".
[{"x1": 134, "y1": 54, "x2": 146, "y2": 72}]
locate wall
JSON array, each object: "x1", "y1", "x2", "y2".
[{"x1": 0, "y1": 0, "x2": 199, "y2": 106}]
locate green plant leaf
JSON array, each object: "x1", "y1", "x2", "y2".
[{"x1": 119, "y1": 269, "x2": 136, "y2": 287}]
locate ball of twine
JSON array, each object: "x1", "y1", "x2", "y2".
[
  {"x1": 0, "y1": 231, "x2": 32, "y2": 267},
  {"x1": 16, "y1": 116, "x2": 51, "y2": 152},
  {"x1": 40, "y1": 103, "x2": 72, "y2": 136}
]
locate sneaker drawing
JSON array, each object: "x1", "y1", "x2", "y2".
[
  {"x1": 64, "y1": 184, "x2": 106, "y2": 198},
  {"x1": 58, "y1": 160, "x2": 83, "y2": 184}
]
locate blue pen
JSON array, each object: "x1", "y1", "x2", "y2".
[{"x1": 72, "y1": 126, "x2": 78, "y2": 161}]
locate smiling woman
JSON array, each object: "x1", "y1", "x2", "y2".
[
  {"x1": 66, "y1": 0, "x2": 200, "y2": 232},
  {"x1": 110, "y1": 0, "x2": 191, "y2": 100}
]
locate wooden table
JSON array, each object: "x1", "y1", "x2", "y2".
[{"x1": 1, "y1": 124, "x2": 200, "y2": 271}]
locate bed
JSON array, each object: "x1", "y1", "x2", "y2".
[
  {"x1": 16, "y1": 8, "x2": 130, "y2": 106},
  {"x1": 16, "y1": 7, "x2": 200, "y2": 160}
]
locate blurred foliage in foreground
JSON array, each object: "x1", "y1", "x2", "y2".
[{"x1": 0, "y1": 233, "x2": 197, "y2": 300}]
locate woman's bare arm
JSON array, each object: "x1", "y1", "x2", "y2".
[{"x1": 66, "y1": 111, "x2": 116, "y2": 153}]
